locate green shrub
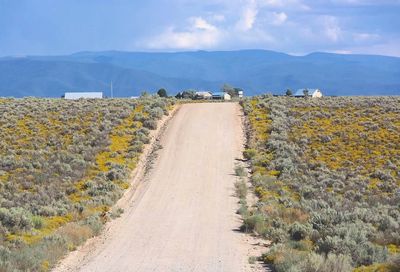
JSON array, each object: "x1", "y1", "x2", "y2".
[
  {"x1": 289, "y1": 222, "x2": 311, "y2": 241},
  {"x1": 242, "y1": 96, "x2": 400, "y2": 269},
  {"x1": 0, "y1": 98, "x2": 175, "y2": 270},
  {"x1": 32, "y1": 216, "x2": 44, "y2": 229},
  {"x1": 266, "y1": 227, "x2": 289, "y2": 243},
  {"x1": 143, "y1": 119, "x2": 157, "y2": 130},
  {"x1": 242, "y1": 213, "x2": 267, "y2": 235},
  {"x1": 234, "y1": 165, "x2": 247, "y2": 177},
  {"x1": 84, "y1": 215, "x2": 103, "y2": 235},
  {"x1": 243, "y1": 149, "x2": 257, "y2": 160},
  {"x1": 263, "y1": 244, "x2": 306, "y2": 272},
  {"x1": 0, "y1": 207, "x2": 33, "y2": 232},
  {"x1": 234, "y1": 179, "x2": 247, "y2": 199},
  {"x1": 300, "y1": 253, "x2": 353, "y2": 272},
  {"x1": 237, "y1": 202, "x2": 249, "y2": 217},
  {"x1": 110, "y1": 207, "x2": 124, "y2": 219}
]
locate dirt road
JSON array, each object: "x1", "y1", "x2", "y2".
[{"x1": 55, "y1": 103, "x2": 256, "y2": 272}]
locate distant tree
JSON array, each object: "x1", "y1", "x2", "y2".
[
  {"x1": 157, "y1": 88, "x2": 168, "y2": 98},
  {"x1": 222, "y1": 84, "x2": 234, "y2": 94},
  {"x1": 175, "y1": 92, "x2": 183, "y2": 99},
  {"x1": 182, "y1": 90, "x2": 196, "y2": 99},
  {"x1": 140, "y1": 91, "x2": 150, "y2": 98},
  {"x1": 176, "y1": 90, "x2": 196, "y2": 99},
  {"x1": 303, "y1": 89, "x2": 309, "y2": 98},
  {"x1": 234, "y1": 87, "x2": 244, "y2": 97},
  {"x1": 222, "y1": 84, "x2": 242, "y2": 97},
  {"x1": 285, "y1": 89, "x2": 293, "y2": 96}
]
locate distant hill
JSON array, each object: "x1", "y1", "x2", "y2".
[{"x1": 1, "y1": 50, "x2": 399, "y2": 97}]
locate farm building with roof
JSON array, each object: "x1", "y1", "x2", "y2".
[
  {"x1": 195, "y1": 91, "x2": 212, "y2": 100},
  {"x1": 294, "y1": 89, "x2": 323, "y2": 98},
  {"x1": 212, "y1": 92, "x2": 231, "y2": 100}
]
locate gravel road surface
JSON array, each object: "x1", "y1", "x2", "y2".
[{"x1": 54, "y1": 103, "x2": 257, "y2": 272}]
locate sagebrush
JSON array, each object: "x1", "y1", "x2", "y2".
[
  {"x1": 241, "y1": 96, "x2": 399, "y2": 271},
  {"x1": 0, "y1": 97, "x2": 174, "y2": 271}
]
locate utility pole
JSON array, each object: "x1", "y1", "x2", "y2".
[{"x1": 110, "y1": 81, "x2": 114, "y2": 98}]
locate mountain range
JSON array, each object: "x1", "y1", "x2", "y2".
[{"x1": 0, "y1": 50, "x2": 399, "y2": 97}]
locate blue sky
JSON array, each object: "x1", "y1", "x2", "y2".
[{"x1": 1, "y1": 0, "x2": 399, "y2": 57}]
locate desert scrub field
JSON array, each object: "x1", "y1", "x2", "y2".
[
  {"x1": 0, "y1": 97, "x2": 174, "y2": 271},
  {"x1": 241, "y1": 96, "x2": 400, "y2": 272}
]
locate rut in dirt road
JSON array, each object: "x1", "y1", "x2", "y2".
[{"x1": 54, "y1": 103, "x2": 254, "y2": 272}]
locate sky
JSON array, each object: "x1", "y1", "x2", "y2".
[{"x1": 0, "y1": 0, "x2": 400, "y2": 57}]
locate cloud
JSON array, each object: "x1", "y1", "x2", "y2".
[
  {"x1": 262, "y1": 0, "x2": 283, "y2": 6},
  {"x1": 271, "y1": 12, "x2": 288, "y2": 25},
  {"x1": 192, "y1": 17, "x2": 217, "y2": 31},
  {"x1": 321, "y1": 16, "x2": 342, "y2": 42},
  {"x1": 211, "y1": 14, "x2": 226, "y2": 22},
  {"x1": 146, "y1": 17, "x2": 222, "y2": 49},
  {"x1": 353, "y1": 32, "x2": 380, "y2": 42},
  {"x1": 261, "y1": 0, "x2": 311, "y2": 10},
  {"x1": 140, "y1": 0, "x2": 399, "y2": 56},
  {"x1": 327, "y1": 49, "x2": 353, "y2": 54},
  {"x1": 330, "y1": 0, "x2": 364, "y2": 4},
  {"x1": 329, "y1": 0, "x2": 400, "y2": 5},
  {"x1": 347, "y1": 37, "x2": 400, "y2": 56},
  {"x1": 236, "y1": 0, "x2": 259, "y2": 31}
]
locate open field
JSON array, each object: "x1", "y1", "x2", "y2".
[
  {"x1": 241, "y1": 96, "x2": 400, "y2": 271},
  {"x1": 0, "y1": 97, "x2": 174, "y2": 271},
  {"x1": 2, "y1": 95, "x2": 399, "y2": 272},
  {"x1": 54, "y1": 102, "x2": 256, "y2": 272}
]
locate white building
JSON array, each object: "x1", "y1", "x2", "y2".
[
  {"x1": 294, "y1": 89, "x2": 323, "y2": 98},
  {"x1": 64, "y1": 92, "x2": 103, "y2": 100},
  {"x1": 195, "y1": 91, "x2": 212, "y2": 100},
  {"x1": 212, "y1": 92, "x2": 231, "y2": 100}
]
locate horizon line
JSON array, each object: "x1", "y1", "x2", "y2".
[{"x1": 1, "y1": 48, "x2": 399, "y2": 59}]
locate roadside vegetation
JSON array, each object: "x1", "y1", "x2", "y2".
[
  {"x1": 0, "y1": 97, "x2": 174, "y2": 271},
  {"x1": 241, "y1": 96, "x2": 400, "y2": 271}
]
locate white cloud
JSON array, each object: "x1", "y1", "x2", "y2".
[
  {"x1": 353, "y1": 32, "x2": 380, "y2": 42},
  {"x1": 322, "y1": 0, "x2": 400, "y2": 8},
  {"x1": 348, "y1": 38, "x2": 400, "y2": 56},
  {"x1": 331, "y1": 0, "x2": 363, "y2": 4},
  {"x1": 271, "y1": 12, "x2": 288, "y2": 25},
  {"x1": 238, "y1": 28, "x2": 276, "y2": 44},
  {"x1": 321, "y1": 16, "x2": 342, "y2": 42},
  {"x1": 236, "y1": 0, "x2": 259, "y2": 31},
  {"x1": 192, "y1": 17, "x2": 217, "y2": 31},
  {"x1": 262, "y1": 0, "x2": 283, "y2": 6},
  {"x1": 260, "y1": 0, "x2": 311, "y2": 10},
  {"x1": 140, "y1": 0, "x2": 398, "y2": 57},
  {"x1": 329, "y1": 0, "x2": 393, "y2": 5},
  {"x1": 327, "y1": 49, "x2": 353, "y2": 54},
  {"x1": 144, "y1": 0, "x2": 312, "y2": 51},
  {"x1": 211, "y1": 14, "x2": 226, "y2": 22},
  {"x1": 146, "y1": 17, "x2": 222, "y2": 49}
]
